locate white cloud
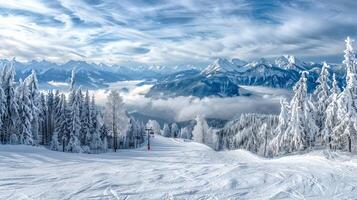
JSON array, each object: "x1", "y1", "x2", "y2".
[
  {"x1": 0, "y1": 0, "x2": 355, "y2": 65},
  {"x1": 89, "y1": 82, "x2": 291, "y2": 122}
]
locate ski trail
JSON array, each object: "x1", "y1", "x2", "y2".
[{"x1": 1, "y1": 136, "x2": 357, "y2": 199}]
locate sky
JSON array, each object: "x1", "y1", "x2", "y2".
[{"x1": 0, "y1": 0, "x2": 356, "y2": 67}]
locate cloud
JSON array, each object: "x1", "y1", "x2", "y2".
[
  {"x1": 90, "y1": 82, "x2": 291, "y2": 122},
  {"x1": 0, "y1": 0, "x2": 355, "y2": 65}
]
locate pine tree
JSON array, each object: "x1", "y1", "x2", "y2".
[
  {"x1": 89, "y1": 95, "x2": 103, "y2": 153},
  {"x1": 25, "y1": 70, "x2": 40, "y2": 145},
  {"x1": 192, "y1": 115, "x2": 209, "y2": 144},
  {"x1": 81, "y1": 90, "x2": 91, "y2": 148},
  {"x1": 179, "y1": 127, "x2": 192, "y2": 139},
  {"x1": 270, "y1": 98, "x2": 290, "y2": 155},
  {"x1": 162, "y1": 123, "x2": 171, "y2": 137},
  {"x1": 334, "y1": 37, "x2": 357, "y2": 152},
  {"x1": 66, "y1": 89, "x2": 82, "y2": 153},
  {"x1": 44, "y1": 90, "x2": 55, "y2": 145},
  {"x1": 1, "y1": 63, "x2": 19, "y2": 144},
  {"x1": 51, "y1": 93, "x2": 66, "y2": 151},
  {"x1": 0, "y1": 86, "x2": 5, "y2": 142},
  {"x1": 170, "y1": 123, "x2": 179, "y2": 138},
  {"x1": 259, "y1": 123, "x2": 268, "y2": 156},
  {"x1": 279, "y1": 72, "x2": 318, "y2": 153},
  {"x1": 17, "y1": 80, "x2": 33, "y2": 145},
  {"x1": 323, "y1": 74, "x2": 341, "y2": 148},
  {"x1": 38, "y1": 93, "x2": 47, "y2": 145},
  {"x1": 312, "y1": 62, "x2": 331, "y2": 139}
]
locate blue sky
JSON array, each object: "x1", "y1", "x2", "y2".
[{"x1": 0, "y1": 0, "x2": 356, "y2": 66}]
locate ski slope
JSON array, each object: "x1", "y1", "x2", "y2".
[{"x1": 1, "y1": 136, "x2": 357, "y2": 199}]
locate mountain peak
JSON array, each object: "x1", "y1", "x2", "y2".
[
  {"x1": 275, "y1": 55, "x2": 307, "y2": 71},
  {"x1": 201, "y1": 58, "x2": 238, "y2": 75}
]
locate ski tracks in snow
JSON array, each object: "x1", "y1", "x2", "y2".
[{"x1": 1, "y1": 137, "x2": 357, "y2": 199}]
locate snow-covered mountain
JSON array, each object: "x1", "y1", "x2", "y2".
[
  {"x1": 0, "y1": 59, "x2": 198, "y2": 89},
  {"x1": 148, "y1": 56, "x2": 345, "y2": 98}
]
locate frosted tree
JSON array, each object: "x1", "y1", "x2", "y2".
[
  {"x1": 333, "y1": 37, "x2": 357, "y2": 152},
  {"x1": 52, "y1": 94, "x2": 67, "y2": 151},
  {"x1": 146, "y1": 120, "x2": 161, "y2": 135},
  {"x1": 162, "y1": 123, "x2": 171, "y2": 137},
  {"x1": 279, "y1": 72, "x2": 318, "y2": 153},
  {"x1": 25, "y1": 70, "x2": 40, "y2": 144},
  {"x1": 0, "y1": 86, "x2": 5, "y2": 138},
  {"x1": 90, "y1": 95, "x2": 103, "y2": 153},
  {"x1": 323, "y1": 74, "x2": 341, "y2": 148},
  {"x1": 38, "y1": 93, "x2": 47, "y2": 145},
  {"x1": 81, "y1": 90, "x2": 91, "y2": 148},
  {"x1": 17, "y1": 80, "x2": 33, "y2": 145},
  {"x1": 192, "y1": 115, "x2": 209, "y2": 144},
  {"x1": 270, "y1": 98, "x2": 290, "y2": 155},
  {"x1": 66, "y1": 89, "x2": 82, "y2": 153},
  {"x1": 179, "y1": 127, "x2": 192, "y2": 139},
  {"x1": 49, "y1": 132, "x2": 60, "y2": 151},
  {"x1": 126, "y1": 118, "x2": 144, "y2": 148},
  {"x1": 43, "y1": 90, "x2": 55, "y2": 145},
  {"x1": 0, "y1": 63, "x2": 19, "y2": 144},
  {"x1": 104, "y1": 90, "x2": 129, "y2": 152},
  {"x1": 312, "y1": 62, "x2": 331, "y2": 135},
  {"x1": 259, "y1": 123, "x2": 269, "y2": 156},
  {"x1": 170, "y1": 123, "x2": 179, "y2": 138}
]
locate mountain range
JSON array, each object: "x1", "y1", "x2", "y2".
[
  {"x1": 0, "y1": 59, "x2": 198, "y2": 89},
  {"x1": 0, "y1": 56, "x2": 346, "y2": 97},
  {"x1": 147, "y1": 56, "x2": 346, "y2": 98}
]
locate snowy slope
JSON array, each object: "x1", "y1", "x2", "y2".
[{"x1": 1, "y1": 136, "x2": 357, "y2": 199}]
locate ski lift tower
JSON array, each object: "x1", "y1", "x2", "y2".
[{"x1": 145, "y1": 128, "x2": 154, "y2": 150}]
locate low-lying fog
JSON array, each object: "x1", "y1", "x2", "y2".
[{"x1": 83, "y1": 81, "x2": 292, "y2": 122}]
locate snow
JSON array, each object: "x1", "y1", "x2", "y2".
[
  {"x1": 1, "y1": 136, "x2": 357, "y2": 199},
  {"x1": 201, "y1": 58, "x2": 238, "y2": 75}
]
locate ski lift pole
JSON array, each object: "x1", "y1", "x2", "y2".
[{"x1": 145, "y1": 128, "x2": 152, "y2": 150}]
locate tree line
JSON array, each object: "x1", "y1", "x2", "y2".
[{"x1": 0, "y1": 65, "x2": 145, "y2": 153}]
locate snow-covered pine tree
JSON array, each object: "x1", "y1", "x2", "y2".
[
  {"x1": 179, "y1": 126, "x2": 192, "y2": 139},
  {"x1": 44, "y1": 90, "x2": 55, "y2": 145},
  {"x1": 66, "y1": 89, "x2": 82, "y2": 153},
  {"x1": 89, "y1": 95, "x2": 103, "y2": 153},
  {"x1": 270, "y1": 98, "x2": 290, "y2": 155},
  {"x1": 323, "y1": 74, "x2": 341, "y2": 148},
  {"x1": 1, "y1": 63, "x2": 19, "y2": 144},
  {"x1": 125, "y1": 118, "x2": 144, "y2": 148},
  {"x1": 259, "y1": 123, "x2": 269, "y2": 157},
  {"x1": 0, "y1": 86, "x2": 5, "y2": 140},
  {"x1": 99, "y1": 124, "x2": 109, "y2": 145},
  {"x1": 192, "y1": 115, "x2": 209, "y2": 144},
  {"x1": 51, "y1": 92, "x2": 64, "y2": 151},
  {"x1": 170, "y1": 123, "x2": 179, "y2": 138},
  {"x1": 38, "y1": 93, "x2": 47, "y2": 145},
  {"x1": 81, "y1": 90, "x2": 91, "y2": 150},
  {"x1": 16, "y1": 79, "x2": 33, "y2": 145},
  {"x1": 162, "y1": 123, "x2": 171, "y2": 137},
  {"x1": 334, "y1": 37, "x2": 357, "y2": 152},
  {"x1": 104, "y1": 90, "x2": 129, "y2": 152},
  {"x1": 279, "y1": 72, "x2": 318, "y2": 153},
  {"x1": 24, "y1": 70, "x2": 40, "y2": 145},
  {"x1": 312, "y1": 62, "x2": 331, "y2": 141}
]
